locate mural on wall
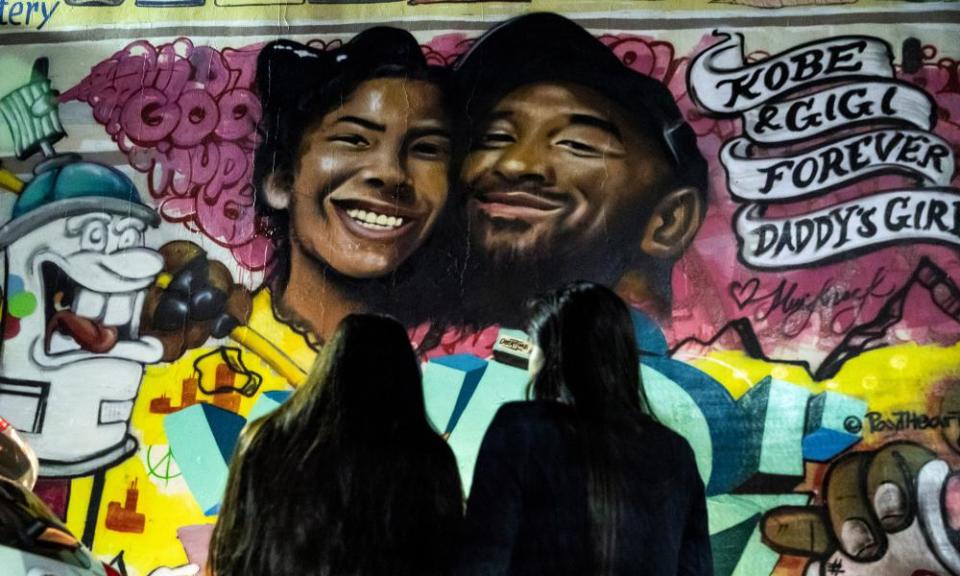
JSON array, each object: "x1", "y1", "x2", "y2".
[{"x1": 0, "y1": 3, "x2": 957, "y2": 575}]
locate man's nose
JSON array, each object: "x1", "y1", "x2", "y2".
[
  {"x1": 362, "y1": 148, "x2": 413, "y2": 201},
  {"x1": 493, "y1": 137, "x2": 555, "y2": 184}
]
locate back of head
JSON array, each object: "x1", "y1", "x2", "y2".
[
  {"x1": 528, "y1": 282, "x2": 646, "y2": 420},
  {"x1": 288, "y1": 313, "x2": 428, "y2": 440},
  {"x1": 528, "y1": 282, "x2": 653, "y2": 576},
  {"x1": 209, "y1": 314, "x2": 442, "y2": 576}
]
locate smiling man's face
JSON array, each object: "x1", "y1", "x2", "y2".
[{"x1": 461, "y1": 82, "x2": 672, "y2": 275}]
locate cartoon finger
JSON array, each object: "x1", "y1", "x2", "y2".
[
  {"x1": 824, "y1": 451, "x2": 886, "y2": 561},
  {"x1": 865, "y1": 442, "x2": 936, "y2": 532},
  {"x1": 761, "y1": 506, "x2": 834, "y2": 556}
]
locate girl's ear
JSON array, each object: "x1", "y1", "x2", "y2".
[{"x1": 263, "y1": 172, "x2": 291, "y2": 210}]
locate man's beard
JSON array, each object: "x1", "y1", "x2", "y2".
[{"x1": 461, "y1": 215, "x2": 630, "y2": 327}]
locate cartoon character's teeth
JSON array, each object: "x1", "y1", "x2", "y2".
[
  {"x1": 102, "y1": 293, "x2": 134, "y2": 326},
  {"x1": 363, "y1": 212, "x2": 379, "y2": 224},
  {"x1": 48, "y1": 332, "x2": 81, "y2": 355},
  {"x1": 129, "y1": 291, "x2": 145, "y2": 340},
  {"x1": 74, "y1": 288, "x2": 106, "y2": 318},
  {"x1": 376, "y1": 214, "x2": 389, "y2": 225}
]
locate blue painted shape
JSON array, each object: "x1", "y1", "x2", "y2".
[
  {"x1": 447, "y1": 359, "x2": 528, "y2": 494},
  {"x1": 14, "y1": 162, "x2": 145, "y2": 219},
  {"x1": 429, "y1": 354, "x2": 488, "y2": 433},
  {"x1": 247, "y1": 390, "x2": 293, "y2": 422},
  {"x1": 803, "y1": 429, "x2": 860, "y2": 462},
  {"x1": 631, "y1": 309, "x2": 668, "y2": 355},
  {"x1": 165, "y1": 404, "x2": 246, "y2": 515},
  {"x1": 7, "y1": 275, "x2": 23, "y2": 294},
  {"x1": 803, "y1": 391, "x2": 865, "y2": 461},
  {"x1": 643, "y1": 356, "x2": 747, "y2": 496}
]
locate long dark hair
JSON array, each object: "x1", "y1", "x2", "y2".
[
  {"x1": 208, "y1": 314, "x2": 462, "y2": 576},
  {"x1": 527, "y1": 282, "x2": 654, "y2": 576}
]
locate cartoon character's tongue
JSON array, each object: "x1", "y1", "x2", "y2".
[{"x1": 46, "y1": 311, "x2": 119, "y2": 354}]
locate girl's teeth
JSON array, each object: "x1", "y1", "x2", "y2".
[{"x1": 345, "y1": 208, "x2": 407, "y2": 230}]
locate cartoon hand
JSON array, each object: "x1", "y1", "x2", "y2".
[
  {"x1": 146, "y1": 563, "x2": 201, "y2": 576},
  {"x1": 141, "y1": 241, "x2": 252, "y2": 362},
  {"x1": 762, "y1": 442, "x2": 960, "y2": 576}
]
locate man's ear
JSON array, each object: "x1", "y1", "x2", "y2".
[
  {"x1": 639, "y1": 187, "x2": 704, "y2": 259},
  {"x1": 263, "y1": 172, "x2": 291, "y2": 211}
]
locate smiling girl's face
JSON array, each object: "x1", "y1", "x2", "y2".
[{"x1": 285, "y1": 77, "x2": 451, "y2": 279}]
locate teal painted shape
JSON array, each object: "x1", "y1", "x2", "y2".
[
  {"x1": 247, "y1": 390, "x2": 293, "y2": 423},
  {"x1": 165, "y1": 404, "x2": 246, "y2": 516},
  {"x1": 14, "y1": 161, "x2": 145, "y2": 219},
  {"x1": 706, "y1": 493, "x2": 809, "y2": 576},
  {"x1": 803, "y1": 391, "x2": 866, "y2": 461},
  {"x1": 711, "y1": 515, "x2": 758, "y2": 576},
  {"x1": 737, "y1": 377, "x2": 811, "y2": 480},
  {"x1": 642, "y1": 362, "x2": 714, "y2": 488},
  {"x1": 447, "y1": 359, "x2": 528, "y2": 495},
  {"x1": 424, "y1": 354, "x2": 488, "y2": 434}
]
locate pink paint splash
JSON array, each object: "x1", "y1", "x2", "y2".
[{"x1": 61, "y1": 38, "x2": 273, "y2": 271}]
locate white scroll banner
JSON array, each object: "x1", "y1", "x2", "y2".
[
  {"x1": 689, "y1": 32, "x2": 895, "y2": 115},
  {"x1": 722, "y1": 129, "x2": 955, "y2": 202},
  {"x1": 743, "y1": 80, "x2": 936, "y2": 144},
  {"x1": 735, "y1": 188, "x2": 960, "y2": 269}
]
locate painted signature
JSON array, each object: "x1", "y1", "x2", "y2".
[{"x1": 728, "y1": 267, "x2": 895, "y2": 337}]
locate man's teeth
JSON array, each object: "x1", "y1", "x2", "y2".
[{"x1": 346, "y1": 209, "x2": 405, "y2": 230}]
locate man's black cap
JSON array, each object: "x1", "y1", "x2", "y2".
[{"x1": 453, "y1": 13, "x2": 707, "y2": 192}]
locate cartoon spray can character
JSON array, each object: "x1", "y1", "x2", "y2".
[{"x1": 0, "y1": 59, "x2": 164, "y2": 477}]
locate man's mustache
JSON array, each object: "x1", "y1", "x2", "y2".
[{"x1": 466, "y1": 180, "x2": 568, "y2": 204}]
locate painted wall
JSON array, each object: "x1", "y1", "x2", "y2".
[{"x1": 0, "y1": 3, "x2": 958, "y2": 575}]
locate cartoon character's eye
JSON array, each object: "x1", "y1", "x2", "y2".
[
  {"x1": 117, "y1": 228, "x2": 142, "y2": 250},
  {"x1": 80, "y1": 221, "x2": 108, "y2": 252}
]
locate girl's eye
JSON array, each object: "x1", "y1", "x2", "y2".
[{"x1": 330, "y1": 134, "x2": 369, "y2": 146}]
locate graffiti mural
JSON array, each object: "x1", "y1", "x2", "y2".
[{"x1": 0, "y1": 2, "x2": 957, "y2": 575}]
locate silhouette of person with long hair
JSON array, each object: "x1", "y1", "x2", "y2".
[
  {"x1": 209, "y1": 314, "x2": 463, "y2": 576},
  {"x1": 457, "y1": 282, "x2": 712, "y2": 576}
]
